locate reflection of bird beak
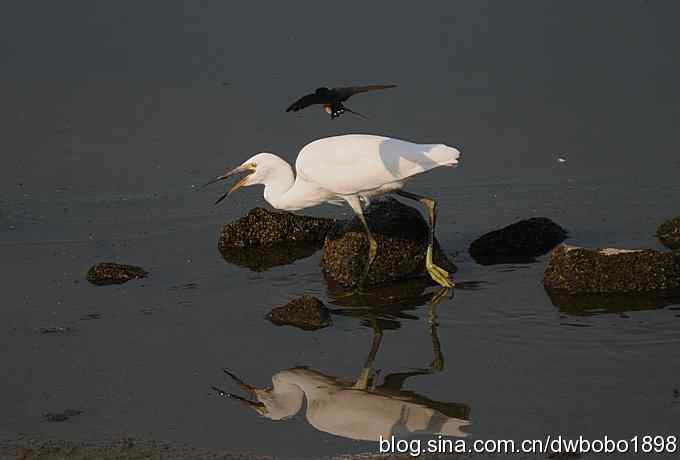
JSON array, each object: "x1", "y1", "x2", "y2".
[
  {"x1": 203, "y1": 164, "x2": 256, "y2": 204},
  {"x1": 211, "y1": 368, "x2": 268, "y2": 416},
  {"x1": 222, "y1": 368, "x2": 257, "y2": 396},
  {"x1": 211, "y1": 385, "x2": 268, "y2": 416}
]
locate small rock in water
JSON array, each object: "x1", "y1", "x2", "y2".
[
  {"x1": 656, "y1": 216, "x2": 680, "y2": 250},
  {"x1": 218, "y1": 207, "x2": 335, "y2": 250},
  {"x1": 469, "y1": 217, "x2": 567, "y2": 265},
  {"x1": 544, "y1": 244, "x2": 680, "y2": 294},
  {"x1": 266, "y1": 295, "x2": 332, "y2": 331},
  {"x1": 322, "y1": 198, "x2": 456, "y2": 288},
  {"x1": 43, "y1": 409, "x2": 83, "y2": 422},
  {"x1": 86, "y1": 263, "x2": 148, "y2": 286}
]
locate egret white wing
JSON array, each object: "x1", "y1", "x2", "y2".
[{"x1": 295, "y1": 134, "x2": 460, "y2": 196}]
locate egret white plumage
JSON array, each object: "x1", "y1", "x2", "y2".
[{"x1": 206, "y1": 134, "x2": 461, "y2": 288}]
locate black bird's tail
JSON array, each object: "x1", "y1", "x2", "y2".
[{"x1": 342, "y1": 106, "x2": 370, "y2": 120}]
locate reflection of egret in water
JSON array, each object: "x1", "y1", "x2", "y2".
[
  {"x1": 328, "y1": 281, "x2": 452, "y2": 370},
  {"x1": 213, "y1": 287, "x2": 471, "y2": 441},
  {"x1": 327, "y1": 279, "x2": 482, "y2": 369}
]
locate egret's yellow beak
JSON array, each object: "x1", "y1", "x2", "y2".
[{"x1": 204, "y1": 163, "x2": 257, "y2": 204}]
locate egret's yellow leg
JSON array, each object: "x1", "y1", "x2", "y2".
[{"x1": 396, "y1": 190, "x2": 454, "y2": 289}]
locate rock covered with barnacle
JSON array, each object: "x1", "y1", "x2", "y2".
[
  {"x1": 86, "y1": 263, "x2": 148, "y2": 286},
  {"x1": 266, "y1": 295, "x2": 332, "y2": 330},
  {"x1": 218, "y1": 207, "x2": 335, "y2": 250},
  {"x1": 543, "y1": 244, "x2": 680, "y2": 294},
  {"x1": 321, "y1": 198, "x2": 456, "y2": 288}
]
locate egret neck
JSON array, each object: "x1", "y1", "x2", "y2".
[{"x1": 260, "y1": 156, "x2": 296, "y2": 210}]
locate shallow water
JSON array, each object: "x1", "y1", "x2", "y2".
[{"x1": 2, "y1": 1, "x2": 680, "y2": 459}]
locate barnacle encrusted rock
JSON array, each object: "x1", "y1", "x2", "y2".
[
  {"x1": 469, "y1": 217, "x2": 567, "y2": 265},
  {"x1": 86, "y1": 263, "x2": 148, "y2": 286},
  {"x1": 266, "y1": 295, "x2": 332, "y2": 330},
  {"x1": 543, "y1": 244, "x2": 680, "y2": 294},
  {"x1": 218, "y1": 207, "x2": 335, "y2": 250},
  {"x1": 657, "y1": 216, "x2": 680, "y2": 250},
  {"x1": 321, "y1": 198, "x2": 456, "y2": 288}
]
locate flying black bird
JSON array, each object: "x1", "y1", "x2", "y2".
[{"x1": 286, "y1": 84, "x2": 397, "y2": 119}]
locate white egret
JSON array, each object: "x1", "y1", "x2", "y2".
[{"x1": 206, "y1": 134, "x2": 461, "y2": 288}]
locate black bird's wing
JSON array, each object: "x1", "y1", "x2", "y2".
[
  {"x1": 333, "y1": 84, "x2": 397, "y2": 102},
  {"x1": 285, "y1": 93, "x2": 327, "y2": 112}
]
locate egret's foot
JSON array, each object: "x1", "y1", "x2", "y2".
[
  {"x1": 425, "y1": 246, "x2": 454, "y2": 289},
  {"x1": 428, "y1": 263, "x2": 453, "y2": 288}
]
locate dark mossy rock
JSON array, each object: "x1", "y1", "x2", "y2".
[
  {"x1": 218, "y1": 207, "x2": 335, "y2": 250},
  {"x1": 220, "y1": 242, "x2": 320, "y2": 272},
  {"x1": 266, "y1": 295, "x2": 332, "y2": 331},
  {"x1": 544, "y1": 244, "x2": 680, "y2": 294},
  {"x1": 469, "y1": 217, "x2": 567, "y2": 265},
  {"x1": 86, "y1": 263, "x2": 148, "y2": 286},
  {"x1": 321, "y1": 197, "x2": 456, "y2": 288},
  {"x1": 657, "y1": 216, "x2": 680, "y2": 250}
]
